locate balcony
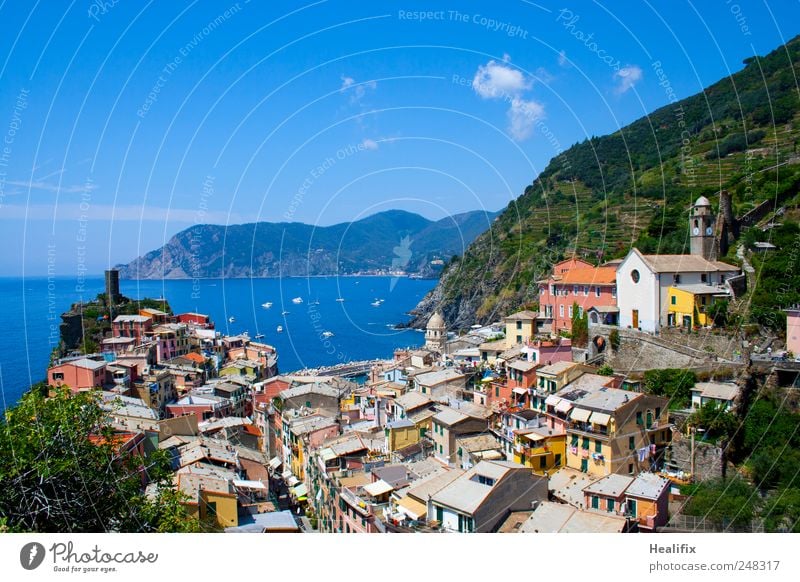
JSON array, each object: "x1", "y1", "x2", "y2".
[{"x1": 568, "y1": 423, "x2": 610, "y2": 439}]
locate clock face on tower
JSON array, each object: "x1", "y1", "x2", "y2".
[
  {"x1": 706, "y1": 227, "x2": 713, "y2": 235},
  {"x1": 693, "y1": 227, "x2": 699, "y2": 235}
]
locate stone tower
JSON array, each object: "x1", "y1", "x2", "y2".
[
  {"x1": 689, "y1": 196, "x2": 715, "y2": 260},
  {"x1": 105, "y1": 269, "x2": 121, "y2": 305},
  {"x1": 425, "y1": 311, "x2": 447, "y2": 353}
]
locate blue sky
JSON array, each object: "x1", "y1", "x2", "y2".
[{"x1": 0, "y1": 0, "x2": 798, "y2": 275}]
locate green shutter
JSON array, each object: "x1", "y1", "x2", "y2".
[
  {"x1": 608, "y1": 499, "x2": 615, "y2": 512},
  {"x1": 629, "y1": 436, "x2": 635, "y2": 450},
  {"x1": 636, "y1": 411, "x2": 642, "y2": 425},
  {"x1": 571, "y1": 435, "x2": 579, "y2": 447},
  {"x1": 595, "y1": 439, "x2": 602, "y2": 453},
  {"x1": 591, "y1": 496, "x2": 599, "y2": 509}
]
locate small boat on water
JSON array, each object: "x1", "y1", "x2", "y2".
[
  {"x1": 371, "y1": 300, "x2": 381, "y2": 307},
  {"x1": 228, "y1": 316, "x2": 235, "y2": 323},
  {"x1": 254, "y1": 333, "x2": 265, "y2": 339},
  {"x1": 335, "y1": 297, "x2": 345, "y2": 302},
  {"x1": 276, "y1": 325, "x2": 283, "y2": 333},
  {"x1": 321, "y1": 331, "x2": 334, "y2": 338},
  {"x1": 292, "y1": 297, "x2": 303, "y2": 304},
  {"x1": 281, "y1": 310, "x2": 290, "y2": 315},
  {"x1": 261, "y1": 302, "x2": 272, "y2": 308}
]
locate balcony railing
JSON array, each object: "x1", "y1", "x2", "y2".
[{"x1": 568, "y1": 423, "x2": 610, "y2": 438}]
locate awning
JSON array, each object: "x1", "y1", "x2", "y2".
[
  {"x1": 590, "y1": 412, "x2": 611, "y2": 426},
  {"x1": 281, "y1": 469, "x2": 293, "y2": 480},
  {"x1": 320, "y1": 448, "x2": 337, "y2": 462},
  {"x1": 523, "y1": 432, "x2": 546, "y2": 442},
  {"x1": 555, "y1": 400, "x2": 573, "y2": 414},
  {"x1": 362, "y1": 479, "x2": 393, "y2": 497},
  {"x1": 233, "y1": 479, "x2": 267, "y2": 490},
  {"x1": 287, "y1": 476, "x2": 300, "y2": 487},
  {"x1": 512, "y1": 387, "x2": 528, "y2": 395},
  {"x1": 545, "y1": 395, "x2": 561, "y2": 407},
  {"x1": 291, "y1": 483, "x2": 308, "y2": 498},
  {"x1": 570, "y1": 408, "x2": 592, "y2": 422},
  {"x1": 474, "y1": 449, "x2": 504, "y2": 460},
  {"x1": 396, "y1": 496, "x2": 427, "y2": 520},
  {"x1": 268, "y1": 456, "x2": 282, "y2": 470}
]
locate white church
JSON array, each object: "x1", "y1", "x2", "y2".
[{"x1": 616, "y1": 196, "x2": 740, "y2": 333}]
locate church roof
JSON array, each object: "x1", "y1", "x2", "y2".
[
  {"x1": 694, "y1": 195, "x2": 711, "y2": 206},
  {"x1": 427, "y1": 311, "x2": 445, "y2": 329}
]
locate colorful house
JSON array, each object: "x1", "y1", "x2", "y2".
[
  {"x1": 48, "y1": 358, "x2": 107, "y2": 393},
  {"x1": 785, "y1": 307, "x2": 800, "y2": 356},
  {"x1": 538, "y1": 260, "x2": 618, "y2": 333},
  {"x1": 666, "y1": 284, "x2": 730, "y2": 328},
  {"x1": 504, "y1": 311, "x2": 539, "y2": 346},
  {"x1": 513, "y1": 424, "x2": 566, "y2": 475}
]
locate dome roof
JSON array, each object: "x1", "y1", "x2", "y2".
[
  {"x1": 427, "y1": 311, "x2": 445, "y2": 329},
  {"x1": 694, "y1": 195, "x2": 711, "y2": 207}
]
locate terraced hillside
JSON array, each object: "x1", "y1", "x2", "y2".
[{"x1": 410, "y1": 35, "x2": 800, "y2": 331}]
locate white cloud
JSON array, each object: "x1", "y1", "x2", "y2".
[
  {"x1": 0, "y1": 203, "x2": 243, "y2": 224},
  {"x1": 5, "y1": 179, "x2": 97, "y2": 194},
  {"x1": 614, "y1": 65, "x2": 643, "y2": 94},
  {"x1": 558, "y1": 50, "x2": 568, "y2": 67},
  {"x1": 340, "y1": 75, "x2": 377, "y2": 105},
  {"x1": 472, "y1": 60, "x2": 530, "y2": 100},
  {"x1": 471, "y1": 57, "x2": 544, "y2": 142},
  {"x1": 361, "y1": 138, "x2": 379, "y2": 150},
  {"x1": 508, "y1": 98, "x2": 545, "y2": 141}
]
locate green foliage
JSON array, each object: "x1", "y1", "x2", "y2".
[
  {"x1": 609, "y1": 329, "x2": 620, "y2": 351},
  {"x1": 571, "y1": 302, "x2": 588, "y2": 348},
  {"x1": 597, "y1": 364, "x2": 614, "y2": 376},
  {"x1": 0, "y1": 388, "x2": 197, "y2": 532},
  {"x1": 643, "y1": 369, "x2": 696, "y2": 408},
  {"x1": 682, "y1": 477, "x2": 757, "y2": 528},
  {"x1": 748, "y1": 221, "x2": 800, "y2": 330},
  {"x1": 705, "y1": 130, "x2": 766, "y2": 160},
  {"x1": 761, "y1": 488, "x2": 800, "y2": 532},
  {"x1": 686, "y1": 401, "x2": 738, "y2": 440},
  {"x1": 707, "y1": 300, "x2": 729, "y2": 327}
]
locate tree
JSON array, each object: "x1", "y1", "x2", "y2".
[
  {"x1": 761, "y1": 488, "x2": 800, "y2": 533},
  {"x1": 597, "y1": 364, "x2": 614, "y2": 376},
  {"x1": 643, "y1": 369, "x2": 697, "y2": 408},
  {"x1": 0, "y1": 387, "x2": 199, "y2": 532},
  {"x1": 686, "y1": 401, "x2": 738, "y2": 440},
  {"x1": 571, "y1": 302, "x2": 588, "y2": 348},
  {"x1": 682, "y1": 477, "x2": 757, "y2": 529}
]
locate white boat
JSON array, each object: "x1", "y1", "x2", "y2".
[
  {"x1": 335, "y1": 297, "x2": 345, "y2": 302},
  {"x1": 371, "y1": 300, "x2": 381, "y2": 307},
  {"x1": 228, "y1": 316, "x2": 235, "y2": 323},
  {"x1": 321, "y1": 331, "x2": 334, "y2": 338},
  {"x1": 261, "y1": 302, "x2": 272, "y2": 308},
  {"x1": 281, "y1": 310, "x2": 290, "y2": 316},
  {"x1": 276, "y1": 325, "x2": 283, "y2": 333},
  {"x1": 292, "y1": 297, "x2": 303, "y2": 304},
  {"x1": 254, "y1": 333, "x2": 265, "y2": 339}
]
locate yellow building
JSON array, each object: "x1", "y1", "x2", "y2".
[
  {"x1": 562, "y1": 388, "x2": 671, "y2": 478},
  {"x1": 513, "y1": 426, "x2": 566, "y2": 475},
  {"x1": 667, "y1": 285, "x2": 730, "y2": 329},
  {"x1": 199, "y1": 489, "x2": 239, "y2": 528},
  {"x1": 385, "y1": 419, "x2": 420, "y2": 452},
  {"x1": 504, "y1": 310, "x2": 538, "y2": 346}
]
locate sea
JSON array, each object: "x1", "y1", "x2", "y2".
[{"x1": 0, "y1": 275, "x2": 436, "y2": 409}]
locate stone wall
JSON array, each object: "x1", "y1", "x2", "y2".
[
  {"x1": 659, "y1": 327, "x2": 743, "y2": 361},
  {"x1": 668, "y1": 433, "x2": 725, "y2": 481}
]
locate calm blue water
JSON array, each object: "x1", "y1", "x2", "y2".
[{"x1": 0, "y1": 276, "x2": 434, "y2": 408}]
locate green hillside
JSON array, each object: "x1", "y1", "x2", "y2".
[{"x1": 411, "y1": 35, "x2": 800, "y2": 330}]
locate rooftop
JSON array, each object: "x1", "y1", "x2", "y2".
[
  {"x1": 537, "y1": 361, "x2": 578, "y2": 376},
  {"x1": 634, "y1": 249, "x2": 739, "y2": 273},
  {"x1": 520, "y1": 502, "x2": 626, "y2": 533},
  {"x1": 504, "y1": 310, "x2": 538, "y2": 321},
  {"x1": 583, "y1": 473, "x2": 635, "y2": 498},
  {"x1": 394, "y1": 391, "x2": 432, "y2": 411},
  {"x1": 557, "y1": 266, "x2": 617, "y2": 285},
  {"x1": 626, "y1": 472, "x2": 671, "y2": 500},
  {"x1": 693, "y1": 381, "x2": 740, "y2": 401},
  {"x1": 431, "y1": 460, "x2": 525, "y2": 514},
  {"x1": 414, "y1": 369, "x2": 466, "y2": 387}
]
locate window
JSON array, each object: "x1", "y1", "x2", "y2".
[
  {"x1": 607, "y1": 498, "x2": 615, "y2": 512},
  {"x1": 628, "y1": 436, "x2": 635, "y2": 450},
  {"x1": 457, "y1": 447, "x2": 463, "y2": 457},
  {"x1": 591, "y1": 496, "x2": 599, "y2": 509},
  {"x1": 477, "y1": 475, "x2": 495, "y2": 486},
  {"x1": 516, "y1": 335, "x2": 522, "y2": 344},
  {"x1": 631, "y1": 269, "x2": 640, "y2": 283},
  {"x1": 305, "y1": 400, "x2": 311, "y2": 408},
  {"x1": 636, "y1": 411, "x2": 643, "y2": 425},
  {"x1": 701, "y1": 273, "x2": 707, "y2": 283},
  {"x1": 435, "y1": 506, "x2": 443, "y2": 522},
  {"x1": 516, "y1": 320, "x2": 522, "y2": 330},
  {"x1": 595, "y1": 440, "x2": 602, "y2": 453},
  {"x1": 595, "y1": 286, "x2": 601, "y2": 297},
  {"x1": 671, "y1": 295, "x2": 677, "y2": 305},
  {"x1": 579, "y1": 307, "x2": 584, "y2": 318},
  {"x1": 52, "y1": 372, "x2": 64, "y2": 380},
  {"x1": 554, "y1": 453, "x2": 562, "y2": 467},
  {"x1": 580, "y1": 458, "x2": 588, "y2": 473},
  {"x1": 573, "y1": 285, "x2": 579, "y2": 295},
  {"x1": 568, "y1": 305, "x2": 573, "y2": 318},
  {"x1": 439, "y1": 444, "x2": 443, "y2": 454},
  {"x1": 656, "y1": 407, "x2": 661, "y2": 419},
  {"x1": 628, "y1": 463, "x2": 634, "y2": 474},
  {"x1": 674, "y1": 274, "x2": 681, "y2": 284},
  {"x1": 582, "y1": 436, "x2": 590, "y2": 450},
  {"x1": 559, "y1": 305, "x2": 564, "y2": 317},
  {"x1": 583, "y1": 286, "x2": 589, "y2": 296},
  {"x1": 495, "y1": 386, "x2": 500, "y2": 397},
  {"x1": 539, "y1": 456, "x2": 547, "y2": 469},
  {"x1": 571, "y1": 435, "x2": 579, "y2": 447},
  {"x1": 612, "y1": 286, "x2": 617, "y2": 298},
  {"x1": 628, "y1": 499, "x2": 637, "y2": 516},
  {"x1": 421, "y1": 386, "x2": 426, "y2": 394}
]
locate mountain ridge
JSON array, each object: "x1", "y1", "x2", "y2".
[{"x1": 117, "y1": 209, "x2": 499, "y2": 280}]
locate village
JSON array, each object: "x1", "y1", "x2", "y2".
[{"x1": 40, "y1": 196, "x2": 800, "y2": 534}]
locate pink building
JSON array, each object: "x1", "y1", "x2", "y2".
[
  {"x1": 538, "y1": 262, "x2": 618, "y2": 332},
  {"x1": 522, "y1": 338, "x2": 573, "y2": 367},
  {"x1": 175, "y1": 312, "x2": 214, "y2": 329},
  {"x1": 112, "y1": 315, "x2": 153, "y2": 343},
  {"x1": 786, "y1": 308, "x2": 800, "y2": 356},
  {"x1": 48, "y1": 358, "x2": 107, "y2": 393}
]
